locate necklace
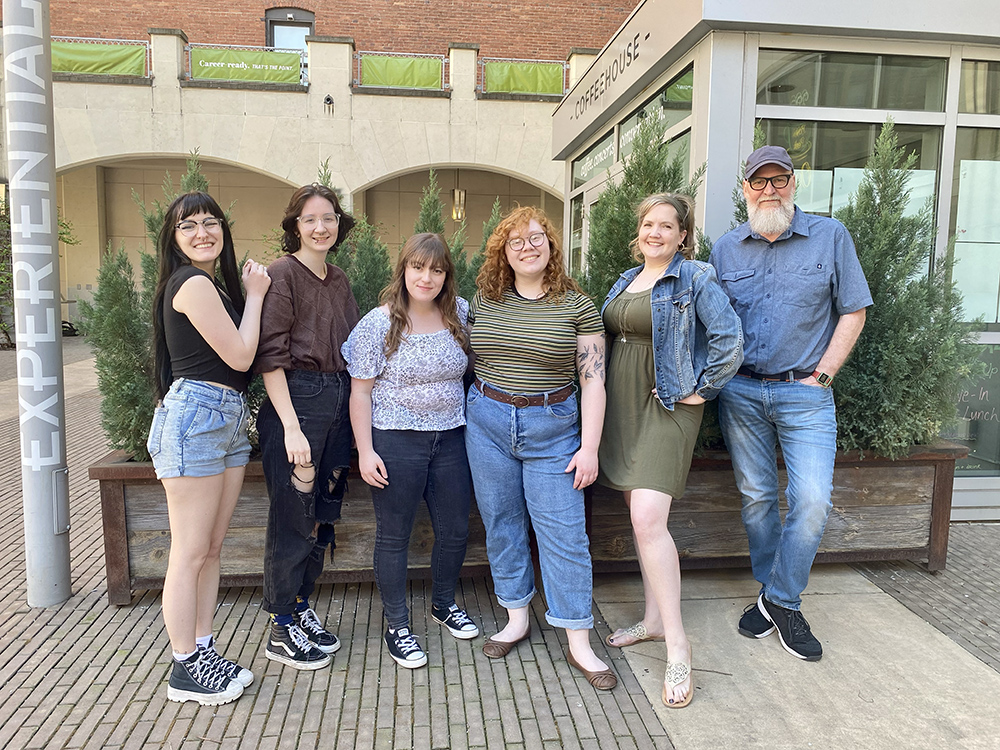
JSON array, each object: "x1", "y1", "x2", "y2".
[{"x1": 617, "y1": 293, "x2": 631, "y2": 344}]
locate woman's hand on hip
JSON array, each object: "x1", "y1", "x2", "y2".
[
  {"x1": 676, "y1": 392, "x2": 706, "y2": 405},
  {"x1": 359, "y1": 450, "x2": 389, "y2": 488},
  {"x1": 566, "y1": 447, "x2": 599, "y2": 490},
  {"x1": 283, "y1": 424, "x2": 312, "y2": 466}
]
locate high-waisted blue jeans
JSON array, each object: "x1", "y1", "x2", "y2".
[
  {"x1": 718, "y1": 374, "x2": 837, "y2": 610},
  {"x1": 465, "y1": 381, "x2": 595, "y2": 630},
  {"x1": 259, "y1": 370, "x2": 351, "y2": 616},
  {"x1": 370, "y1": 427, "x2": 472, "y2": 630}
]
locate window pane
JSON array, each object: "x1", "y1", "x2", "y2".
[
  {"x1": 960, "y1": 60, "x2": 1000, "y2": 114},
  {"x1": 944, "y1": 344, "x2": 1000, "y2": 476},
  {"x1": 569, "y1": 195, "x2": 584, "y2": 276},
  {"x1": 619, "y1": 67, "x2": 693, "y2": 160},
  {"x1": 273, "y1": 24, "x2": 309, "y2": 52},
  {"x1": 757, "y1": 50, "x2": 946, "y2": 111},
  {"x1": 571, "y1": 130, "x2": 614, "y2": 190},
  {"x1": 664, "y1": 130, "x2": 690, "y2": 178},
  {"x1": 759, "y1": 120, "x2": 941, "y2": 217}
]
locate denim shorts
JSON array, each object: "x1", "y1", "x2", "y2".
[{"x1": 147, "y1": 378, "x2": 251, "y2": 480}]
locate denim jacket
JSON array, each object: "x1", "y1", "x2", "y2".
[{"x1": 602, "y1": 253, "x2": 744, "y2": 410}]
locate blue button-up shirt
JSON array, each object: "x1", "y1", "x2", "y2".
[{"x1": 709, "y1": 207, "x2": 872, "y2": 374}]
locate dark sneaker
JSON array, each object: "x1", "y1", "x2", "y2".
[
  {"x1": 432, "y1": 604, "x2": 480, "y2": 640},
  {"x1": 758, "y1": 594, "x2": 823, "y2": 661},
  {"x1": 265, "y1": 622, "x2": 332, "y2": 670},
  {"x1": 198, "y1": 638, "x2": 254, "y2": 687},
  {"x1": 167, "y1": 651, "x2": 244, "y2": 705},
  {"x1": 293, "y1": 607, "x2": 342, "y2": 654},
  {"x1": 384, "y1": 627, "x2": 428, "y2": 669},
  {"x1": 738, "y1": 601, "x2": 775, "y2": 639}
]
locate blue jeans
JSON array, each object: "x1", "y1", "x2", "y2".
[
  {"x1": 259, "y1": 370, "x2": 352, "y2": 615},
  {"x1": 370, "y1": 427, "x2": 472, "y2": 630},
  {"x1": 718, "y1": 374, "x2": 837, "y2": 610},
  {"x1": 465, "y1": 382, "x2": 594, "y2": 630}
]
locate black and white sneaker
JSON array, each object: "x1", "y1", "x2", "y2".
[
  {"x1": 167, "y1": 651, "x2": 244, "y2": 705},
  {"x1": 432, "y1": 604, "x2": 480, "y2": 640},
  {"x1": 293, "y1": 607, "x2": 342, "y2": 654},
  {"x1": 384, "y1": 627, "x2": 428, "y2": 668},
  {"x1": 198, "y1": 638, "x2": 254, "y2": 687},
  {"x1": 758, "y1": 594, "x2": 823, "y2": 661},
  {"x1": 738, "y1": 601, "x2": 775, "y2": 639},
  {"x1": 265, "y1": 622, "x2": 332, "y2": 670}
]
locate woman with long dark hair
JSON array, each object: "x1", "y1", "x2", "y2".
[
  {"x1": 255, "y1": 183, "x2": 359, "y2": 671},
  {"x1": 148, "y1": 191, "x2": 270, "y2": 705},
  {"x1": 343, "y1": 233, "x2": 478, "y2": 669}
]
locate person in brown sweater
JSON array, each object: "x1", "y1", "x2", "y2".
[{"x1": 255, "y1": 183, "x2": 360, "y2": 670}]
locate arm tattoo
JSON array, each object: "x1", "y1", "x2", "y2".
[{"x1": 577, "y1": 335, "x2": 606, "y2": 382}]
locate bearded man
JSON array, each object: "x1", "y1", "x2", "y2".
[{"x1": 709, "y1": 146, "x2": 872, "y2": 662}]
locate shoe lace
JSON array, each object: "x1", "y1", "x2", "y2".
[
  {"x1": 198, "y1": 643, "x2": 235, "y2": 677},
  {"x1": 190, "y1": 654, "x2": 231, "y2": 690},
  {"x1": 447, "y1": 607, "x2": 474, "y2": 627},
  {"x1": 287, "y1": 624, "x2": 315, "y2": 652},
  {"x1": 786, "y1": 610, "x2": 812, "y2": 641},
  {"x1": 393, "y1": 629, "x2": 422, "y2": 656},
  {"x1": 297, "y1": 608, "x2": 325, "y2": 636}
]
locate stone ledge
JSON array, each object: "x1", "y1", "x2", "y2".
[
  {"x1": 350, "y1": 85, "x2": 451, "y2": 99},
  {"x1": 477, "y1": 91, "x2": 564, "y2": 103},
  {"x1": 180, "y1": 78, "x2": 309, "y2": 93},
  {"x1": 54, "y1": 73, "x2": 152, "y2": 86}
]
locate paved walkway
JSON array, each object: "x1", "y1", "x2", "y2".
[{"x1": 1, "y1": 341, "x2": 999, "y2": 749}]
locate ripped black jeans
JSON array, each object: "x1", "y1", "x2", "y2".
[{"x1": 259, "y1": 370, "x2": 351, "y2": 616}]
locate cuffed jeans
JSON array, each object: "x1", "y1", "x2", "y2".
[
  {"x1": 465, "y1": 381, "x2": 595, "y2": 630},
  {"x1": 718, "y1": 374, "x2": 837, "y2": 610},
  {"x1": 259, "y1": 370, "x2": 351, "y2": 615},
  {"x1": 370, "y1": 427, "x2": 472, "y2": 630}
]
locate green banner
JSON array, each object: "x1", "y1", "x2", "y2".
[
  {"x1": 52, "y1": 41, "x2": 146, "y2": 76},
  {"x1": 484, "y1": 61, "x2": 563, "y2": 95},
  {"x1": 191, "y1": 47, "x2": 301, "y2": 84},
  {"x1": 361, "y1": 55, "x2": 442, "y2": 89}
]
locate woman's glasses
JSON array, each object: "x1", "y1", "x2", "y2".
[
  {"x1": 175, "y1": 218, "x2": 223, "y2": 236},
  {"x1": 507, "y1": 232, "x2": 547, "y2": 252}
]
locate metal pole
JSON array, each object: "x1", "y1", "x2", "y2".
[{"x1": 3, "y1": 0, "x2": 72, "y2": 606}]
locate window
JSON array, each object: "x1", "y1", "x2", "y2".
[
  {"x1": 757, "y1": 50, "x2": 947, "y2": 111},
  {"x1": 265, "y1": 8, "x2": 314, "y2": 52},
  {"x1": 618, "y1": 66, "x2": 693, "y2": 160},
  {"x1": 960, "y1": 60, "x2": 1000, "y2": 115},
  {"x1": 571, "y1": 130, "x2": 614, "y2": 190}
]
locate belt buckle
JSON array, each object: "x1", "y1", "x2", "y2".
[{"x1": 512, "y1": 395, "x2": 530, "y2": 408}]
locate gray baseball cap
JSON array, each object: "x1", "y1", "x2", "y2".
[{"x1": 745, "y1": 145, "x2": 794, "y2": 179}]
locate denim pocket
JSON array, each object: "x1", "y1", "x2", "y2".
[
  {"x1": 546, "y1": 398, "x2": 578, "y2": 420},
  {"x1": 147, "y1": 406, "x2": 167, "y2": 458},
  {"x1": 287, "y1": 375, "x2": 324, "y2": 399}
]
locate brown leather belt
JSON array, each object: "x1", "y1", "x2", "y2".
[{"x1": 474, "y1": 378, "x2": 574, "y2": 408}]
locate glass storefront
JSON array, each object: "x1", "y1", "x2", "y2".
[
  {"x1": 569, "y1": 194, "x2": 584, "y2": 276},
  {"x1": 757, "y1": 49, "x2": 947, "y2": 111},
  {"x1": 571, "y1": 130, "x2": 614, "y2": 190},
  {"x1": 618, "y1": 67, "x2": 693, "y2": 160}
]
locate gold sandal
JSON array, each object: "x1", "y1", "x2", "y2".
[
  {"x1": 662, "y1": 650, "x2": 694, "y2": 708},
  {"x1": 605, "y1": 622, "x2": 657, "y2": 648}
]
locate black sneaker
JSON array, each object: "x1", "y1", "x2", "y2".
[
  {"x1": 384, "y1": 626, "x2": 427, "y2": 669},
  {"x1": 432, "y1": 604, "x2": 480, "y2": 640},
  {"x1": 265, "y1": 622, "x2": 332, "y2": 670},
  {"x1": 758, "y1": 594, "x2": 823, "y2": 661},
  {"x1": 293, "y1": 607, "x2": 342, "y2": 654},
  {"x1": 167, "y1": 651, "x2": 244, "y2": 705},
  {"x1": 198, "y1": 638, "x2": 254, "y2": 687},
  {"x1": 738, "y1": 601, "x2": 775, "y2": 639}
]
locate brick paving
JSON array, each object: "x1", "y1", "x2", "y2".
[
  {"x1": 853, "y1": 523, "x2": 1000, "y2": 674},
  {"x1": 0, "y1": 349, "x2": 674, "y2": 750}
]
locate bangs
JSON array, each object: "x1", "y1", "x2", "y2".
[
  {"x1": 173, "y1": 192, "x2": 225, "y2": 223},
  {"x1": 402, "y1": 234, "x2": 451, "y2": 272}
]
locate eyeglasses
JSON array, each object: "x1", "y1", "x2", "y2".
[
  {"x1": 747, "y1": 174, "x2": 792, "y2": 191},
  {"x1": 507, "y1": 232, "x2": 547, "y2": 252},
  {"x1": 175, "y1": 218, "x2": 223, "y2": 235},
  {"x1": 298, "y1": 213, "x2": 339, "y2": 228}
]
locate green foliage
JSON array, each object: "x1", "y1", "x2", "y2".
[
  {"x1": 77, "y1": 244, "x2": 154, "y2": 461},
  {"x1": 414, "y1": 168, "x2": 447, "y2": 235},
  {"x1": 338, "y1": 216, "x2": 392, "y2": 315},
  {"x1": 834, "y1": 119, "x2": 983, "y2": 457},
  {"x1": 457, "y1": 197, "x2": 501, "y2": 301},
  {"x1": 448, "y1": 218, "x2": 470, "y2": 300},
  {"x1": 581, "y1": 115, "x2": 703, "y2": 301},
  {"x1": 730, "y1": 122, "x2": 767, "y2": 229}
]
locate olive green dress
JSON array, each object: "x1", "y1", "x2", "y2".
[{"x1": 598, "y1": 288, "x2": 704, "y2": 499}]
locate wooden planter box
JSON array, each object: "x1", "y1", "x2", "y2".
[
  {"x1": 588, "y1": 441, "x2": 966, "y2": 575},
  {"x1": 89, "y1": 451, "x2": 492, "y2": 605},
  {"x1": 91, "y1": 441, "x2": 965, "y2": 605}
]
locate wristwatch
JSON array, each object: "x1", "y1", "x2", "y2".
[{"x1": 811, "y1": 370, "x2": 834, "y2": 388}]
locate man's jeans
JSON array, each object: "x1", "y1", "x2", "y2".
[
  {"x1": 370, "y1": 427, "x2": 472, "y2": 630},
  {"x1": 259, "y1": 370, "x2": 352, "y2": 615},
  {"x1": 718, "y1": 374, "x2": 837, "y2": 610},
  {"x1": 465, "y1": 382, "x2": 595, "y2": 630}
]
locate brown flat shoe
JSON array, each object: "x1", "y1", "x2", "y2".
[
  {"x1": 482, "y1": 627, "x2": 531, "y2": 659},
  {"x1": 566, "y1": 650, "x2": 617, "y2": 691}
]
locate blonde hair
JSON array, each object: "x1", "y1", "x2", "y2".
[
  {"x1": 476, "y1": 205, "x2": 579, "y2": 301},
  {"x1": 629, "y1": 193, "x2": 696, "y2": 262},
  {"x1": 379, "y1": 233, "x2": 467, "y2": 359}
]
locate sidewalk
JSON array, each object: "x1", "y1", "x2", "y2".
[{"x1": 0, "y1": 342, "x2": 998, "y2": 749}]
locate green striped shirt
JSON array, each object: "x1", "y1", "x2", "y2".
[{"x1": 469, "y1": 289, "x2": 603, "y2": 393}]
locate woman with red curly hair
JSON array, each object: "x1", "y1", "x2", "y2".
[{"x1": 465, "y1": 206, "x2": 616, "y2": 690}]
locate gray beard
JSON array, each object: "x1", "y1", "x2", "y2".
[{"x1": 747, "y1": 199, "x2": 795, "y2": 237}]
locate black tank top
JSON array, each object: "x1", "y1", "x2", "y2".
[{"x1": 163, "y1": 266, "x2": 248, "y2": 392}]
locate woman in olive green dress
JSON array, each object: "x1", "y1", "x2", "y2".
[{"x1": 598, "y1": 193, "x2": 743, "y2": 708}]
